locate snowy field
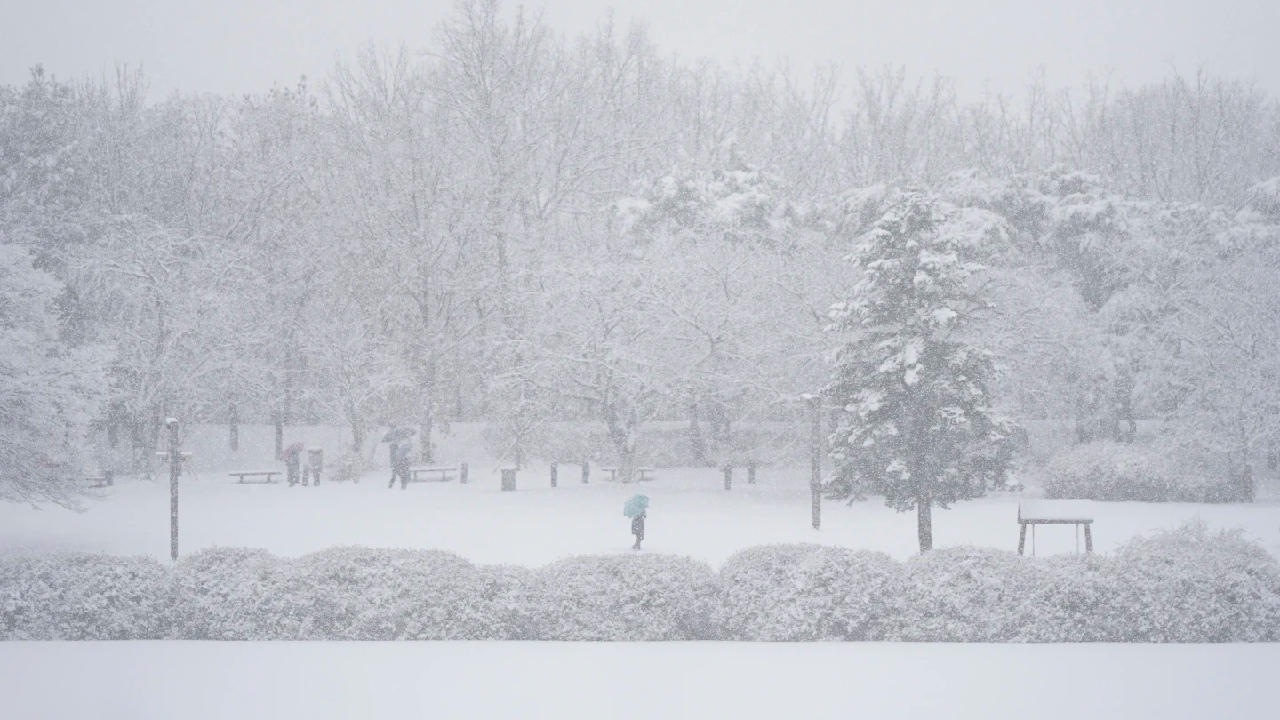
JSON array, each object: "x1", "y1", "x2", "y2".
[
  {"x1": 2, "y1": 423, "x2": 1280, "y2": 563},
  {"x1": 1, "y1": 642, "x2": 1274, "y2": 720},
  {"x1": 3, "y1": 456, "x2": 1280, "y2": 565}
]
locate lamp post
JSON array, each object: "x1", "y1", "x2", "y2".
[
  {"x1": 803, "y1": 394, "x2": 823, "y2": 530},
  {"x1": 166, "y1": 418, "x2": 180, "y2": 560}
]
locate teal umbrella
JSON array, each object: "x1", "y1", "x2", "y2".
[{"x1": 623, "y1": 494, "x2": 649, "y2": 518}]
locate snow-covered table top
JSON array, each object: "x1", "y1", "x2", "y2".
[{"x1": 1018, "y1": 500, "x2": 1094, "y2": 523}]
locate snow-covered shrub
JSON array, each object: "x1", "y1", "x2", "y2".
[
  {"x1": 535, "y1": 554, "x2": 720, "y2": 640},
  {"x1": 1043, "y1": 441, "x2": 1237, "y2": 502},
  {"x1": 1010, "y1": 553, "x2": 1118, "y2": 642},
  {"x1": 169, "y1": 547, "x2": 298, "y2": 640},
  {"x1": 0, "y1": 553, "x2": 171, "y2": 640},
  {"x1": 1245, "y1": 176, "x2": 1280, "y2": 219},
  {"x1": 887, "y1": 546, "x2": 1049, "y2": 642},
  {"x1": 1095, "y1": 522, "x2": 1280, "y2": 642},
  {"x1": 477, "y1": 564, "x2": 540, "y2": 640},
  {"x1": 717, "y1": 544, "x2": 901, "y2": 640},
  {"x1": 286, "y1": 547, "x2": 492, "y2": 640}
]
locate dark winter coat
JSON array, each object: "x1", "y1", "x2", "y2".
[
  {"x1": 631, "y1": 512, "x2": 646, "y2": 539},
  {"x1": 396, "y1": 444, "x2": 413, "y2": 470}
]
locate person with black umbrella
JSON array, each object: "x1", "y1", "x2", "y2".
[{"x1": 383, "y1": 426, "x2": 415, "y2": 490}]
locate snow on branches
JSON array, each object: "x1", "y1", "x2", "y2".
[{"x1": 0, "y1": 244, "x2": 109, "y2": 508}]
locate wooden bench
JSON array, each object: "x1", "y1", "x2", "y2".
[
  {"x1": 1018, "y1": 500, "x2": 1093, "y2": 556},
  {"x1": 86, "y1": 470, "x2": 114, "y2": 488},
  {"x1": 599, "y1": 467, "x2": 656, "y2": 482},
  {"x1": 409, "y1": 466, "x2": 458, "y2": 483},
  {"x1": 229, "y1": 471, "x2": 281, "y2": 484}
]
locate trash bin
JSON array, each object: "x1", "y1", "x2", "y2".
[{"x1": 500, "y1": 467, "x2": 518, "y2": 492}]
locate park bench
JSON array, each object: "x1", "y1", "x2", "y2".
[
  {"x1": 86, "y1": 470, "x2": 114, "y2": 487},
  {"x1": 409, "y1": 466, "x2": 458, "y2": 483},
  {"x1": 1017, "y1": 500, "x2": 1093, "y2": 556},
  {"x1": 599, "y1": 466, "x2": 656, "y2": 482},
  {"x1": 229, "y1": 470, "x2": 281, "y2": 484}
]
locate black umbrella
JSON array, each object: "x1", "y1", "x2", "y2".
[{"x1": 381, "y1": 426, "x2": 417, "y2": 443}]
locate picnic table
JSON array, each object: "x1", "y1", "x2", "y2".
[
  {"x1": 1017, "y1": 500, "x2": 1094, "y2": 556},
  {"x1": 409, "y1": 466, "x2": 459, "y2": 483},
  {"x1": 599, "y1": 467, "x2": 656, "y2": 482},
  {"x1": 229, "y1": 470, "x2": 281, "y2": 484}
]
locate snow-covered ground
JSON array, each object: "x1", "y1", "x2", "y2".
[
  {"x1": 3, "y1": 457, "x2": 1279, "y2": 565},
  {"x1": 4, "y1": 423, "x2": 1278, "y2": 564},
  {"x1": 1, "y1": 642, "x2": 1274, "y2": 720}
]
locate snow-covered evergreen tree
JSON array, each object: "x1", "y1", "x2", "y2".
[
  {"x1": 0, "y1": 244, "x2": 108, "y2": 508},
  {"x1": 825, "y1": 189, "x2": 1013, "y2": 552}
]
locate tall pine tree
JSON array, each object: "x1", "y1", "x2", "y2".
[{"x1": 826, "y1": 189, "x2": 1013, "y2": 552}]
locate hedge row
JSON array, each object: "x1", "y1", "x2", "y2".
[
  {"x1": 1043, "y1": 441, "x2": 1252, "y2": 503},
  {"x1": 4, "y1": 523, "x2": 1278, "y2": 642}
]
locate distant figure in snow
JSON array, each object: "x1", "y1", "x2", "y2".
[
  {"x1": 304, "y1": 447, "x2": 323, "y2": 486},
  {"x1": 387, "y1": 442, "x2": 401, "y2": 489},
  {"x1": 631, "y1": 510, "x2": 646, "y2": 550},
  {"x1": 388, "y1": 441, "x2": 412, "y2": 489},
  {"x1": 397, "y1": 441, "x2": 413, "y2": 489},
  {"x1": 283, "y1": 442, "x2": 304, "y2": 486}
]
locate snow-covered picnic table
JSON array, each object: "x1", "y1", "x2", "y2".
[
  {"x1": 599, "y1": 467, "x2": 656, "y2": 482},
  {"x1": 409, "y1": 466, "x2": 458, "y2": 483},
  {"x1": 229, "y1": 470, "x2": 281, "y2": 484},
  {"x1": 1017, "y1": 500, "x2": 1094, "y2": 555}
]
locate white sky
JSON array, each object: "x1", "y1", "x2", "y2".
[{"x1": 2, "y1": 0, "x2": 1277, "y2": 101}]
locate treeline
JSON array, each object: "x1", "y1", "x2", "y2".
[{"x1": 3, "y1": 0, "x2": 1280, "y2": 505}]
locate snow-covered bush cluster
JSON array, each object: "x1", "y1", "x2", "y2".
[
  {"x1": 1096, "y1": 522, "x2": 1280, "y2": 642},
  {"x1": 535, "y1": 554, "x2": 721, "y2": 640},
  {"x1": 168, "y1": 547, "x2": 502, "y2": 640},
  {"x1": 3, "y1": 524, "x2": 1278, "y2": 641},
  {"x1": 168, "y1": 548, "x2": 297, "y2": 640},
  {"x1": 286, "y1": 548, "x2": 496, "y2": 640},
  {"x1": 717, "y1": 544, "x2": 899, "y2": 640},
  {"x1": 1043, "y1": 441, "x2": 1245, "y2": 502},
  {"x1": 0, "y1": 553, "x2": 170, "y2": 640},
  {"x1": 888, "y1": 546, "x2": 1048, "y2": 642}
]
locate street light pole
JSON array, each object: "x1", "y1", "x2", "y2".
[
  {"x1": 807, "y1": 394, "x2": 822, "y2": 530},
  {"x1": 166, "y1": 417, "x2": 180, "y2": 560}
]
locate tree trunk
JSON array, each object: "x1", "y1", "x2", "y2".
[
  {"x1": 420, "y1": 410, "x2": 435, "y2": 464},
  {"x1": 351, "y1": 423, "x2": 365, "y2": 455},
  {"x1": 229, "y1": 403, "x2": 239, "y2": 452},
  {"x1": 917, "y1": 499, "x2": 933, "y2": 553},
  {"x1": 689, "y1": 401, "x2": 709, "y2": 466},
  {"x1": 129, "y1": 416, "x2": 145, "y2": 472},
  {"x1": 602, "y1": 398, "x2": 637, "y2": 483},
  {"x1": 619, "y1": 444, "x2": 636, "y2": 484},
  {"x1": 274, "y1": 413, "x2": 284, "y2": 461},
  {"x1": 454, "y1": 367, "x2": 465, "y2": 419}
]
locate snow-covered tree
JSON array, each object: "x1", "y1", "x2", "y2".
[
  {"x1": 825, "y1": 189, "x2": 1013, "y2": 552},
  {"x1": 502, "y1": 254, "x2": 674, "y2": 481},
  {"x1": 0, "y1": 244, "x2": 109, "y2": 508}
]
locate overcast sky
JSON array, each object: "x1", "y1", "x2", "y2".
[{"x1": 3, "y1": 0, "x2": 1277, "y2": 101}]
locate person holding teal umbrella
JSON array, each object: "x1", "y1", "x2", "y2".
[{"x1": 624, "y1": 494, "x2": 649, "y2": 550}]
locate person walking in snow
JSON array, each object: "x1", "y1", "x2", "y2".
[
  {"x1": 631, "y1": 510, "x2": 646, "y2": 550},
  {"x1": 386, "y1": 441, "x2": 401, "y2": 489},
  {"x1": 395, "y1": 440, "x2": 413, "y2": 489},
  {"x1": 283, "y1": 442, "x2": 304, "y2": 487}
]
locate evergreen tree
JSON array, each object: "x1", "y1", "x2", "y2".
[{"x1": 825, "y1": 189, "x2": 1013, "y2": 552}]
